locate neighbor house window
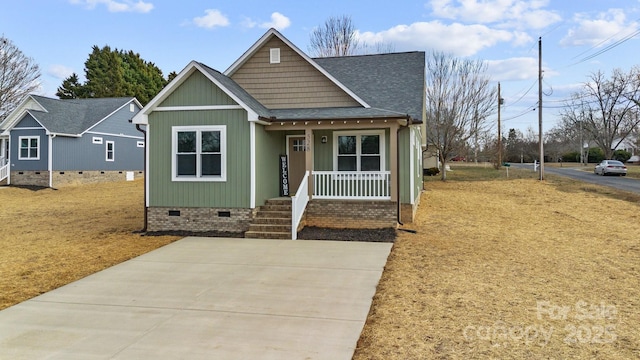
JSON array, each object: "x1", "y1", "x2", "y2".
[
  {"x1": 18, "y1": 136, "x2": 40, "y2": 160},
  {"x1": 172, "y1": 125, "x2": 226, "y2": 182},
  {"x1": 270, "y1": 48, "x2": 280, "y2": 64},
  {"x1": 105, "y1": 141, "x2": 115, "y2": 161},
  {"x1": 334, "y1": 130, "x2": 384, "y2": 172}
]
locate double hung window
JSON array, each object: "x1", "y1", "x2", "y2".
[
  {"x1": 172, "y1": 126, "x2": 226, "y2": 181},
  {"x1": 334, "y1": 130, "x2": 384, "y2": 172},
  {"x1": 18, "y1": 136, "x2": 39, "y2": 160}
]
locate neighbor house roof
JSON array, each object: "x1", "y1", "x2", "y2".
[{"x1": 1, "y1": 95, "x2": 139, "y2": 136}]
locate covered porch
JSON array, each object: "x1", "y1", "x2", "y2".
[
  {"x1": 268, "y1": 117, "x2": 408, "y2": 203},
  {"x1": 263, "y1": 117, "x2": 410, "y2": 239}
]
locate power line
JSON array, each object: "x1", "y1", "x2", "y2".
[{"x1": 570, "y1": 27, "x2": 640, "y2": 66}]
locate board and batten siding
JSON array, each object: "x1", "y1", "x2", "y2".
[
  {"x1": 52, "y1": 135, "x2": 143, "y2": 171},
  {"x1": 148, "y1": 110, "x2": 251, "y2": 208},
  {"x1": 230, "y1": 37, "x2": 360, "y2": 109},
  {"x1": 253, "y1": 125, "x2": 286, "y2": 205},
  {"x1": 10, "y1": 117, "x2": 48, "y2": 171},
  {"x1": 87, "y1": 101, "x2": 142, "y2": 137},
  {"x1": 160, "y1": 70, "x2": 238, "y2": 107}
]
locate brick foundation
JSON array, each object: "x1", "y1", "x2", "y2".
[
  {"x1": 53, "y1": 171, "x2": 143, "y2": 186},
  {"x1": 305, "y1": 200, "x2": 397, "y2": 229},
  {"x1": 9, "y1": 170, "x2": 143, "y2": 187},
  {"x1": 147, "y1": 200, "x2": 401, "y2": 233},
  {"x1": 148, "y1": 207, "x2": 255, "y2": 233},
  {"x1": 9, "y1": 171, "x2": 49, "y2": 187}
]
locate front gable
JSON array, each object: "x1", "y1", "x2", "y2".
[
  {"x1": 160, "y1": 70, "x2": 239, "y2": 107},
  {"x1": 1, "y1": 95, "x2": 47, "y2": 134},
  {"x1": 14, "y1": 113, "x2": 44, "y2": 129},
  {"x1": 229, "y1": 36, "x2": 361, "y2": 109}
]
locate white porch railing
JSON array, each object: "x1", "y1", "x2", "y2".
[
  {"x1": 0, "y1": 158, "x2": 8, "y2": 182},
  {"x1": 312, "y1": 171, "x2": 391, "y2": 200},
  {"x1": 291, "y1": 171, "x2": 310, "y2": 240}
]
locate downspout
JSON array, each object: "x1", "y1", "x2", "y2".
[
  {"x1": 48, "y1": 134, "x2": 56, "y2": 188},
  {"x1": 396, "y1": 117, "x2": 411, "y2": 226},
  {"x1": 135, "y1": 124, "x2": 147, "y2": 232}
]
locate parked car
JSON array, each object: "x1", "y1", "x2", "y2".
[{"x1": 594, "y1": 160, "x2": 627, "y2": 176}]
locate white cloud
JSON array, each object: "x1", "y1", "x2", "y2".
[
  {"x1": 260, "y1": 12, "x2": 291, "y2": 30},
  {"x1": 428, "y1": 0, "x2": 561, "y2": 30},
  {"x1": 240, "y1": 16, "x2": 258, "y2": 29},
  {"x1": 69, "y1": 0, "x2": 153, "y2": 13},
  {"x1": 486, "y1": 57, "x2": 538, "y2": 81},
  {"x1": 193, "y1": 9, "x2": 230, "y2": 29},
  {"x1": 357, "y1": 21, "x2": 513, "y2": 57},
  {"x1": 48, "y1": 65, "x2": 75, "y2": 80},
  {"x1": 486, "y1": 57, "x2": 558, "y2": 82},
  {"x1": 241, "y1": 12, "x2": 291, "y2": 31},
  {"x1": 560, "y1": 9, "x2": 637, "y2": 47}
]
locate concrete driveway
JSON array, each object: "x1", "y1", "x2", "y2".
[{"x1": 0, "y1": 237, "x2": 392, "y2": 359}]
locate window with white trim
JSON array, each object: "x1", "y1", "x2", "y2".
[
  {"x1": 172, "y1": 125, "x2": 226, "y2": 181},
  {"x1": 93, "y1": 136, "x2": 103, "y2": 144},
  {"x1": 18, "y1": 136, "x2": 40, "y2": 160},
  {"x1": 105, "y1": 141, "x2": 115, "y2": 161},
  {"x1": 333, "y1": 130, "x2": 384, "y2": 172},
  {"x1": 270, "y1": 48, "x2": 280, "y2": 64}
]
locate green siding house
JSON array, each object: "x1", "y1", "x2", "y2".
[{"x1": 133, "y1": 28, "x2": 425, "y2": 239}]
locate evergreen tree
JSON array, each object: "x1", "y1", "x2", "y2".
[
  {"x1": 57, "y1": 46, "x2": 168, "y2": 105},
  {"x1": 55, "y1": 73, "x2": 85, "y2": 99}
]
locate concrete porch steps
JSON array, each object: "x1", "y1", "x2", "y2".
[{"x1": 245, "y1": 198, "x2": 292, "y2": 240}]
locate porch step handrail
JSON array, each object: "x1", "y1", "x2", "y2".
[
  {"x1": 291, "y1": 171, "x2": 310, "y2": 240},
  {"x1": 312, "y1": 171, "x2": 391, "y2": 200},
  {"x1": 0, "y1": 160, "x2": 8, "y2": 182}
]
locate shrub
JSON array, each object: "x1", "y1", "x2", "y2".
[
  {"x1": 587, "y1": 147, "x2": 604, "y2": 163},
  {"x1": 561, "y1": 151, "x2": 581, "y2": 162},
  {"x1": 613, "y1": 149, "x2": 631, "y2": 162},
  {"x1": 423, "y1": 167, "x2": 440, "y2": 176}
]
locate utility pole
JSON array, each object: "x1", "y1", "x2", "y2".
[
  {"x1": 497, "y1": 82, "x2": 503, "y2": 168},
  {"x1": 538, "y1": 37, "x2": 544, "y2": 180}
]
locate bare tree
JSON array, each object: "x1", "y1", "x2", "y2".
[
  {"x1": 308, "y1": 15, "x2": 359, "y2": 57},
  {"x1": 425, "y1": 51, "x2": 496, "y2": 180},
  {"x1": 0, "y1": 36, "x2": 41, "y2": 121},
  {"x1": 561, "y1": 68, "x2": 640, "y2": 159}
]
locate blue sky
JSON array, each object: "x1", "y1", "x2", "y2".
[{"x1": 2, "y1": 0, "x2": 639, "y2": 133}]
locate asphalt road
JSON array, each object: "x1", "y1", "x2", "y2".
[{"x1": 510, "y1": 163, "x2": 640, "y2": 194}]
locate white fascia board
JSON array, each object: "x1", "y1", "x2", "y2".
[
  {"x1": 194, "y1": 62, "x2": 260, "y2": 120},
  {"x1": 83, "y1": 98, "x2": 136, "y2": 135},
  {"x1": 224, "y1": 28, "x2": 370, "y2": 109},
  {"x1": 132, "y1": 61, "x2": 201, "y2": 125},
  {"x1": 0, "y1": 95, "x2": 47, "y2": 131}
]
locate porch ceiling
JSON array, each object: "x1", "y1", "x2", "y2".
[{"x1": 264, "y1": 118, "x2": 411, "y2": 131}]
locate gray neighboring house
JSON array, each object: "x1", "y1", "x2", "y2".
[{"x1": 0, "y1": 95, "x2": 144, "y2": 187}]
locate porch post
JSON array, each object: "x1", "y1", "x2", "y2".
[
  {"x1": 389, "y1": 123, "x2": 398, "y2": 202},
  {"x1": 305, "y1": 128, "x2": 313, "y2": 197}
]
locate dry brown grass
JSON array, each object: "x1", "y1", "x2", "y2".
[
  {"x1": 0, "y1": 180, "x2": 180, "y2": 310},
  {"x1": 355, "y1": 176, "x2": 640, "y2": 359}
]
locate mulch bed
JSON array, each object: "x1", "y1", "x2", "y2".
[
  {"x1": 144, "y1": 227, "x2": 398, "y2": 242},
  {"x1": 297, "y1": 226, "x2": 397, "y2": 242}
]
